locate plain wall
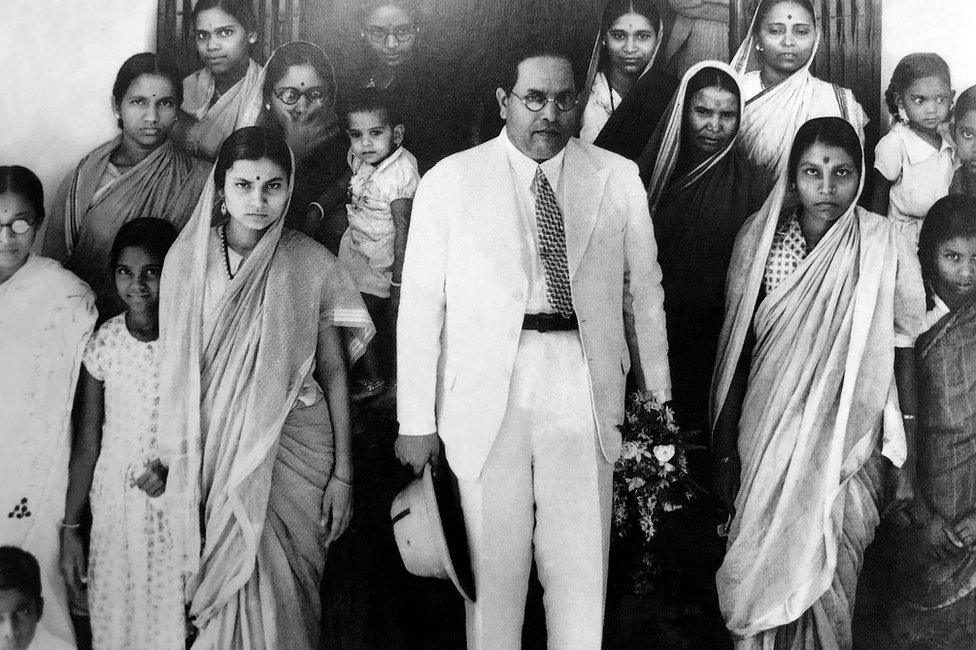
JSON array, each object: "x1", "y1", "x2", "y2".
[
  {"x1": 0, "y1": 0, "x2": 157, "y2": 216},
  {"x1": 881, "y1": 0, "x2": 976, "y2": 133}
]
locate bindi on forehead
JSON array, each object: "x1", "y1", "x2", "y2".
[{"x1": 823, "y1": 156, "x2": 830, "y2": 163}]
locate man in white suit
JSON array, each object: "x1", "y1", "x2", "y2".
[{"x1": 395, "y1": 44, "x2": 671, "y2": 649}]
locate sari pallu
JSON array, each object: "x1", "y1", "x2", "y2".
[
  {"x1": 159, "y1": 153, "x2": 373, "y2": 649},
  {"x1": 731, "y1": 0, "x2": 867, "y2": 195},
  {"x1": 180, "y1": 59, "x2": 263, "y2": 160},
  {"x1": 896, "y1": 297, "x2": 976, "y2": 611},
  {"x1": 1, "y1": 256, "x2": 97, "y2": 647},
  {"x1": 710, "y1": 167, "x2": 925, "y2": 645},
  {"x1": 43, "y1": 136, "x2": 208, "y2": 313},
  {"x1": 636, "y1": 61, "x2": 760, "y2": 427},
  {"x1": 577, "y1": 18, "x2": 678, "y2": 160}
]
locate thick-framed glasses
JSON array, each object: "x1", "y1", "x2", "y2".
[
  {"x1": 362, "y1": 24, "x2": 419, "y2": 43},
  {"x1": 274, "y1": 86, "x2": 331, "y2": 105},
  {"x1": 0, "y1": 219, "x2": 32, "y2": 236},
  {"x1": 509, "y1": 90, "x2": 579, "y2": 112}
]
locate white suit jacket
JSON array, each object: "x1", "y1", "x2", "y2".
[{"x1": 397, "y1": 133, "x2": 671, "y2": 481}]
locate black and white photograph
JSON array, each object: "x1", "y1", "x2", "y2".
[{"x1": 2, "y1": 0, "x2": 976, "y2": 648}]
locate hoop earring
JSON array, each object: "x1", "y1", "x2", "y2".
[{"x1": 220, "y1": 201, "x2": 228, "y2": 216}]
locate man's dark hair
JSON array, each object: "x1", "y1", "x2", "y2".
[{"x1": 497, "y1": 41, "x2": 577, "y2": 95}]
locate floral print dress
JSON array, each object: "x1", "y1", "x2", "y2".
[{"x1": 83, "y1": 314, "x2": 184, "y2": 649}]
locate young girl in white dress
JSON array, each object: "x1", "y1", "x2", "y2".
[{"x1": 60, "y1": 218, "x2": 184, "y2": 650}]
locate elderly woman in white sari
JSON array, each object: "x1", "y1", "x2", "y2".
[
  {"x1": 1, "y1": 166, "x2": 97, "y2": 648},
  {"x1": 711, "y1": 117, "x2": 926, "y2": 648},
  {"x1": 732, "y1": 0, "x2": 868, "y2": 196},
  {"x1": 176, "y1": 0, "x2": 263, "y2": 160},
  {"x1": 158, "y1": 127, "x2": 373, "y2": 649}
]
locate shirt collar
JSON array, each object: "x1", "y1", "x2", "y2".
[
  {"x1": 502, "y1": 128, "x2": 567, "y2": 190},
  {"x1": 894, "y1": 122, "x2": 954, "y2": 165}
]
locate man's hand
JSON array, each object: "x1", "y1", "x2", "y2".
[{"x1": 394, "y1": 433, "x2": 440, "y2": 475}]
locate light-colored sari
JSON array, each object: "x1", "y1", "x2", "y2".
[
  {"x1": 180, "y1": 59, "x2": 263, "y2": 160},
  {"x1": 0, "y1": 255, "x2": 96, "y2": 648},
  {"x1": 43, "y1": 137, "x2": 207, "y2": 313},
  {"x1": 159, "y1": 145, "x2": 373, "y2": 649},
  {"x1": 711, "y1": 124, "x2": 925, "y2": 647},
  {"x1": 731, "y1": 0, "x2": 868, "y2": 195}
]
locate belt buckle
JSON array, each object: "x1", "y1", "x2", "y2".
[{"x1": 536, "y1": 316, "x2": 552, "y2": 333}]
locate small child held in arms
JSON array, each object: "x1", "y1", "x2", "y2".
[
  {"x1": 60, "y1": 218, "x2": 184, "y2": 650},
  {"x1": 337, "y1": 89, "x2": 420, "y2": 402},
  {"x1": 950, "y1": 86, "x2": 976, "y2": 197},
  {"x1": 890, "y1": 195, "x2": 976, "y2": 648},
  {"x1": 871, "y1": 53, "x2": 957, "y2": 246},
  {"x1": 0, "y1": 546, "x2": 72, "y2": 650}
]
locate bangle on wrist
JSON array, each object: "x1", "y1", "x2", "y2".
[
  {"x1": 390, "y1": 280, "x2": 402, "y2": 287},
  {"x1": 310, "y1": 202, "x2": 325, "y2": 222},
  {"x1": 58, "y1": 519, "x2": 81, "y2": 530},
  {"x1": 331, "y1": 473, "x2": 353, "y2": 488},
  {"x1": 902, "y1": 413, "x2": 916, "y2": 421}
]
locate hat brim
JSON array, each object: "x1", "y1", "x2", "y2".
[{"x1": 424, "y1": 464, "x2": 476, "y2": 603}]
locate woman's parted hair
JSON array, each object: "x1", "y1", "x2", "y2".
[
  {"x1": 787, "y1": 117, "x2": 862, "y2": 186},
  {"x1": 213, "y1": 126, "x2": 293, "y2": 189},
  {"x1": 752, "y1": 0, "x2": 816, "y2": 35},
  {"x1": 918, "y1": 195, "x2": 976, "y2": 282},
  {"x1": 112, "y1": 53, "x2": 183, "y2": 128},
  {"x1": 884, "y1": 53, "x2": 951, "y2": 119},
  {"x1": 192, "y1": 0, "x2": 258, "y2": 33},
  {"x1": 262, "y1": 42, "x2": 338, "y2": 105},
  {"x1": 684, "y1": 66, "x2": 740, "y2": 107},
  {"x1": 107, "y1": 218, "x2": 179, "y2": 272},
  {"x1": 0, "y1": 165, "x2": 45, "y2": 226},
  {"x1": 600, "y1": 0, "x2": 660, "y2": 34}
]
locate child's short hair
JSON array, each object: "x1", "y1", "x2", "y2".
[
  {"x1": 338, "y1": 88, "x2": 401, "y2": 130},
  {"x1": 884, "y1": 53, "x2": 952, "y2": 120},
  {"x1": 108, "y1": 218, "x2": 179, "y2": 272},
  {"x1": 919, "y1": 195, "x2": 976, "y2": 279},
  {"x1": 956, "y1": 85, "x2": 976, "y2": 122},
  {"x1": 0, "y1": 546, "x2": 42, "y2": 603}
]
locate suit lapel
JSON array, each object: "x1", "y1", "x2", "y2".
[
  {"x1": 480, "y1": 136, "x2": 530, "y2": 292},
  {"x1": 560, "y1": 139, "x2": 604, "y2": 278}
]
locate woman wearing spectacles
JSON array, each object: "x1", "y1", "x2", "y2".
[
  {"x1": 261, "y1": 42, "x2": 351, "y2": 252},
  {"x1": 352, "y1": 2, "x2": 479, "y2": 173},
  {"x1": 1, "y1": 165, "x2": 97, "y2": 649},
  {"x1": 576, "y1": 0, "x2": 678, "y2": 160}
]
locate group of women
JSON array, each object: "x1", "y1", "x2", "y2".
[{"x1": 2, "y1": 0, "x2": 967, "y2": 647}]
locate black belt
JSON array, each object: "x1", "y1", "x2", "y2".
[{"x1": 522, "y1": 312, "x2": 578, "y2": 332}]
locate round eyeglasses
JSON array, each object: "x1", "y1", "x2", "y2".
[
  {"x1": 273, "y1": 86, "x2": 331, "y2": 106},
  {"x1": 509, "y1": 90, "x2": 579, "y2": 112},
  {"x1": 0, "y1": 219, "x2": 33, "y2": 236},
  {"x1": 362, "y1": 24, "x2": 419, "y2": 44}
]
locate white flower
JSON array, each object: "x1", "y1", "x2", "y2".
[
  {"x1": 620, "y1": 441, "x2": 642, "y2": 461},
  {"x1": 626, "y1": 477, "x2": 646, "y2": 492},
  {"x1": 653, "y1": 444, "x2": 675, "y2": 464}
]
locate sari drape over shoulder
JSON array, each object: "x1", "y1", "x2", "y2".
[
  {"x1": 897, "y1": 297, "x2": 976, "y2": 609},
  {"x1": 710, "y1": 132, "x2": 925, "y2": 645},
  {"x1": 577, "y1": 19, "x2": 678, "y2": 160},
  {"x1": 159, "y1": 146, "x2": 373, "y2": 649},
  {"x1": 180, "y1": 59, "x2": 264, "y2": 160},
  {"x1": 636, "y1": 61, "x2": 760, "y2": 428},
  {"x1": 731, "y1": 1, "x2": 868, "y2": 195},
  {"x1": 0, "y1": 256, "x2": 96, "y2": 648},
  {"x1": 43, "y1": 137, "x2": 208, "y2": 314}
]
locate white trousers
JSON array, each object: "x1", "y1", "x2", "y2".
[{"x1": 457, "y1": 330, "x2": 612, "y2": 650}]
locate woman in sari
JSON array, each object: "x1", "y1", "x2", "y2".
[
  {"x1": 159, "y1": 126, "x2": 373, "y2": 649},
  {"x1": 636, "y1": 61, "x2": 760, "y2": 432},
  {"x1": 1, "y1": 166, "x2": 97, "y2": 648},
  {"x1": 43, "y1": 52, "x2": 208, "y2": 317},
  {"x1": 732, "y1": 0, "x2": 868, "y2": 196},
  {"x1": 711, "y1": 117, "x2": 925, "y2": 648},
  {"x1": 577, "y1": 0, "x2": 677, "y2": 160},
  {"x1": 261, "y1": 41, "x2": 350, "y2": 253},
  {"x1": 177, "y1": 0, "x2": 263, "y2": 161},
  {"x1": 890, "y1": 195, "x2": 976, "y2": 648}
]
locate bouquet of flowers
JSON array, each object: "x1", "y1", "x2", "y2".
[{"x1": 612, "y1": 390, "x2": 694, "y2": 593}]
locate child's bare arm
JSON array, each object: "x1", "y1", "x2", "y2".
[{"x1": 869, "y1": 169, "x2": 892, "y2": 216}]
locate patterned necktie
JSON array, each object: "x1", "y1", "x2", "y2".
[{"x1": 531, "y1": 166, "x2": 574, "y2": 317}]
